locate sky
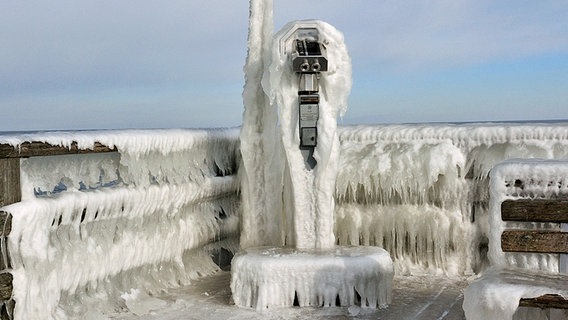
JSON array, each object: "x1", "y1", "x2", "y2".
[{"x1": 1, "y1": 0, "x2": 567, "y2": 131}]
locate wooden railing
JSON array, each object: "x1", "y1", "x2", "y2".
[{"x1": 0, "y1": 142, "x2": 118, "y2": 207}]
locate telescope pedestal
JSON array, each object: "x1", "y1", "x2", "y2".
[{"x1": 231, "y1": 246, "x2": 394, "y2": 310}]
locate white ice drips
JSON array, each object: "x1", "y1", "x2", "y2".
[
  {"x1": 239, "y1": 0, "x2": 284, "y2": 249},
  {"x1": 1, "y1": 128, "x2": 242, "y2": 319},
  {"x1": 335, "y1": 204, "x2": 470, "y2": 275},
  {"x1": 336, "y1": 139, "x2": 466, "y2": 207},
  {"x1": 339, "y1": 123, "x2": 568, "y2": 146},
  {"x1": 9, "y1": 128, "x2": 240, "y2": 198},
  {"x1": 231, "y1": 246, "x2": 393, "y2": 310},
  {"x1": 263, "y1": 20, "x2": 351, "y2": 249},
  {"x1": 0, "y1": 128, "x2": 240, "y2": 156},
  {"x1": 336, "y1": 123, "x2": 568, "y2": 274},
  {"x1": 5, "y1": 176, "x2": 239, "y2": 319}
]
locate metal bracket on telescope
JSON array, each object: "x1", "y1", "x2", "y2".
[{"x1": 279, "y1": 23, "x2": 328, "y2": 169}]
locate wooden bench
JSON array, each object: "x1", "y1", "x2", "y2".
[
  {"x1": 501, "y1": 199, "x2": 568, "y2": 309},
  {"x1": 464, "y1": 195, "x2": 568, "y2": 319}
]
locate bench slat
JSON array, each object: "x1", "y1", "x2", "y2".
[
  {"x1": 501, "y1": 230, "x2": 568, "y2": 254},
  {"x1": 502, "y1": 199, "x2": 568, "y2": 223},
  {"x1": 519, "y1": 294, "x2": 568, "y2": 309}
]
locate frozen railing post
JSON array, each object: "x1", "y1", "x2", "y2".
[{"x1": 232, "y1": 13, "x2": 393, "y2": 310}]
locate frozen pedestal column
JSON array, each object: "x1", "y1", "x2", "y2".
[
  {"x1": 234, "y1": 15, "x2": 393, "y2": 311},
  {"x1": 231, "y1": 247, "x2": 393, "y2": 310}
]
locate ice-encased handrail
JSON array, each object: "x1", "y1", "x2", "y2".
[{"x1": 0, "y1": 128, "x2": 241, "y2": 320}]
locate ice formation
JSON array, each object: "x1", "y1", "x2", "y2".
[
  {"x1": 463, "y1": 268, "x2": 568, "y2": 320},
  {"x1": 239, "y1": 0, "x2": 352, "y2": 250},
  {"x1": 3, "y1": 123, "x2": 568, "y2": 318},
  {"x1": 336, "y1": 123, "x2": 568, "y2": 274},
  {"x1": 263, "y1": 20, "x2": 351, "y2": 249},
  {"x1": 462, "y1": 159, "x2": 568, "y2": 320},
  {"x1": 232, "y1": 1, "x2": 393, "y2": 311},
  {"x1": 239, "y1": 0, "x2": 284, "y2": 249},
  {"x1": 1, "y1": 129, "x2": 241, "y2": 319},
  {"x1": 1, "y1": 2, "x2": 568, "y2": 317},
  {"x1": 231, "y1": 246, "x2": 393, "y2": 310},
  {"x1": 488, "y1": 159, "x2": 568, "y2": 271}
]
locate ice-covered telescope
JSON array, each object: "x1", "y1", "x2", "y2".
[{"x1": 278, "y1": 23, "x2": 329, "y2": 168}]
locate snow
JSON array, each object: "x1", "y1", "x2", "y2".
[
  {"x1": 231, "y1": 246, "x2": 393, "y2": 310},
  {"x1": 239, "y1": 1, "x2": 353, "y2": 250},
  {"x1": 235, "y1": 1, "x2": 386, "y2": 310},
  {"x1": 2, "y1": 128, "x2": 240, "y2": 199},
  {"x1": 121, "y1": 289, "x2": 167, "y2": 317},
  {"x1": 0, "y1": 128, "x2": 239, "y2": 155},
  {"x1": 338, "y1": 123, "x2": 568, "y2": 205},
  {"x1": 335, "y1": 204, "x2": 467, "y2": 275}
]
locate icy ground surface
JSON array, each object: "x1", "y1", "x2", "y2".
[{"x1": 109, "y1": 271, "x2": 468, "y2": 320}]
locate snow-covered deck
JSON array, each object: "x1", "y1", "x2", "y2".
[{"x1": 110, "y1": 271, "x2": 469, "y2": 320}]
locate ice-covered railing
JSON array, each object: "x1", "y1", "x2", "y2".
[
  {"x1": 0, "y1": 129, "x2": 240, "y2": 320},
  {"x1": 1, "y1": 129, "x2": 239, "y2": 197},
  {"x1": 335, "y1": 123, "x2": 568, "y2": 275},
  {"x1": 2, "y1": 123, "x2": 568, "y2": 317}
]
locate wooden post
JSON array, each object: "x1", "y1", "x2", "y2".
[
  {"x1": 562, "y1": 223, "x2": 567, "y2": 274},
  {"x1": 0, "y1": 159, "x2": 20, "y2": 208},
  {"x1": 0, "y1": 158, "x2": 18, "y2": 320}
]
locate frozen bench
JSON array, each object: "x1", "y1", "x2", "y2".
[{"x1": 463, "y1": 160, "x2": 568, "y2": 320}]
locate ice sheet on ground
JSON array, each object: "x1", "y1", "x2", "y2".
[{"x1": 109, "y1": 271, "x2": 469, "y2": 320}]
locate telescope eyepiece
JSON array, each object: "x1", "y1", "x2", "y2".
[
  {"x1": 311, "y1": 60, "x2": 321, "y2": 72},
  {"x1": 300, "y1": 59, "x2": 311, "y2": 72}
]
